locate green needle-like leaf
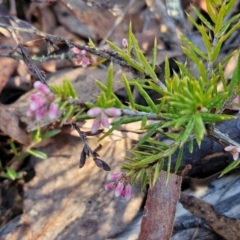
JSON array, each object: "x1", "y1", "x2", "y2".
[
  {"x1": 194, "y1": 113, "x2": 205, "y2": 146},
  {"x1": 220, "y1": 159, "x2": 240, "y2": 177},
  {"x1": 153, "y1": 160, "x2": 163, "y2": 185},
  {"x1": 107, "y1": 40, "x2": 145, "y2": 72},
  {"x1": 166, "y1": 155, "x2": 171, "y2": 184},
  {"x1": 175, "y1": 146, "x2": 183, "y2": 173},
  {"x1": 42, "y1": 130, "x2": 61, "y2": 140},
  {"x1": 178, "y1": 117, "x2": 195, "y2": 145},
  {"x1": 137, "y1": 49, "x2": 159, "y2": 82},
  {"x1": 191, "y1": 6, "x2": 214, "y2": 30},
  {"x1": 122, "y1": 74, "x2": 135, "y2": 109},
  {"x1": 28, "y1": 149, "x2": 47, "y2": 159},
  {"x1": 64, "y1": 80, "x2": 77, "y2": 99},
  {"x1": 228, "y1": 53, "x2": 240, "y2": 97},
  {"x1": 61, "y1": 105, "x2": 75, "y2": 126},
  {"x1": 137, "y1": 122, "x2": 162, "y2": 146},
  {"x1": 134, "y1": 82, "x2": 157, "y2": 112},
  {"x1": 95, "y1": 80, "x2": 123, "y2": 108},
  {"x1": 215, "y1": 2, "x2": 226, "y2": 34},
  {"x1": 106, "y1": 62, "x2": 114, "y2": 99},
  {"x1": 181, "y1": 35, "x2": 207, "y2": 59},
  {"x1": 205, "y1": 0, "x2": 216, "y2": 23},
  {"x1": 152, "y1": 37, "x2": 157, "y2": 70}
]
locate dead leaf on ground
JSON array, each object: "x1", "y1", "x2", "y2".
[
  {"x1": 0, "y1": 104, "x2": 30, "y2": 145},
  {"x1": 180, "y1": 192, "x2": 240, "y2": 240},
  {"x1": 0, "y1": 58, "x2": 18, "y2": 93}
]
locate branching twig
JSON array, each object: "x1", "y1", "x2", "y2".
[
  {"x1": 0, "y1": 23, "x2": 136, "y2": 72},
  {"x1": 207, "y1": 126, "x2": 240, "y2": 148},
  {"x1": 0, "y1": 52, "x2": 76, "y2": 63},
  {"x1": 121, "y1": 109, "x2": 170, "y2": 120},
  {"x1": 0, "y1": 22, "x2": 167, "y2": 89},
  {"x1": 72, "y1": 123, "x2": 111, "y2": 171},
  {"x1": 72, "y1": 123, "x2": 95, "y2": 158}
]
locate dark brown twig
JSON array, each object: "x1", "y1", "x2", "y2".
[
  {"x1": 0, "y1": 23, "x2": 134, "y2": 72},
  {"x1": 72, "y1": 123, "x2": 110, "y2": 171}
]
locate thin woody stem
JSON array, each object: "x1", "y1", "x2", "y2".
[{"x1": 0, "y1": 23, "x2": 135, "y2": 72}]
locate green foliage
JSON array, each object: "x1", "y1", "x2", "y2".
[
  {"x1": 0, "y1": 128, "x2": 60, "y2": 181},
  {"x1": 95, "y1": 62, "x2": 121, "y2": 108},
  {"x1": 0, "y1": 167, "x2": 21, "y2": 180},
  {"x1": 220, "y1": 159, "x2": 240, "y2": 177},
  {"x1": 51, "y1": 79, "x2": 83, "y2": 125},
  {"x1": 96, "y1": 0, "x2": 240, "y2": 189},
  {"x1": 44, "y1": 0, "x2": 240, "y2": 189}
]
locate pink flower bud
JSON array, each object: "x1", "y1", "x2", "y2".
[
  {"x1": 121, "y1": 188, "x2": 126, "y2": 198},
  {"x1": 224, "y1": 146, "x2": 235, "y2": 151},
  {"x1": 91, "y1": 117, "x2": 101, "y2": 134},
  {"x1": 72, "y1": 47, "x2": 81, "y2": 54},
  {"x1": 34, "y1": 81, "x2": 50, "y2": 94},
  {"x1": 36, "y1": 107, "x2": 47, "y2": 121},
  {"x1": 224, "y1": 145, "x2": 240, "y2": 161},
  {"x1": 115, "y1": 181, "x2": 124, "y2": 197},
  {"x1": 87, "y1": 107, "x2": 102, "y2": 117},
  {"x1": 101, "y1": 112, "x2": 110, "y2": 128},
  {"x1": 48, "y1": 102, "x2": 59, "y2": 119},
  {"x1": 81, "y1": 50, "x2": 87, "y2": 55},
  {"x1": 122, "y1": 38, "x2": 128, "y2": 48},
  {"x1": 104, "y1": 108, "x2": 122, "y2": 117},
  {"x1": 110, "y1": 172, "x2": 123, "y2": 181},
  {"x1": 30, "y1": 98, "x2": 44, "y2": 111},
  {"x1": 81, "y1": 56, "x2": 90, "y2": 68},
  {"x1": 29, "y1": 93, "x2": 40, "y2": 101},
  {"x1": 105, "y1": 182, "x2": 115, "y2": 191}
]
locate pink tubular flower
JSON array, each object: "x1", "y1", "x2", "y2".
[
  {"x1": 87, "y1": 107, "x2": 122, "y2": 134},
  {"x1": 72, "y1": 47, "x2": 81, "y2": 54},
  {"x1": 115, "y1": 181, "x2": 124, "y2": 197},
  {"x1": 123, "y1": 184, "x2": 132, "y2": 201},
  {"x1": 29, "y1": 95, "x2": 45, "y2": 111},
  {"x1": 110, "y1": 172, "x2": 123, "y2": 181},
  {"x1": 27, "y1": 81, "x2": 59, "y2": 121},
  {"x1": 49, "y1": 102, "x2": 59, "y2": 119},
  {"x1": 105, "y1": 182, "x2": 115, "y2": 191},
  {"x1": 91, "y1": 116, "x2": 101, "y2": 134},
  {"x1": 33, "y1": 81, "x2": 50, "y2": 94},
  {"x1": 105, "y1": 172, "x2": 132, "y2": 201},
  {"x1": 224, "y1": 145, "x2": 240, "y2": 160},
  {"x1": 36, "y1": 106, "x2": 47, "y2": 121},
  {"x1": 104, "y1": 108, "x2": 122, "y2": 117},
  {"x1": 72, "y1": 47, "x2": 92, "y2": 68}
]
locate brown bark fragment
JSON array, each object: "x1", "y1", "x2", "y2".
[{"x1": 139, "y1": 171, "x2": 182, "y2": 240}]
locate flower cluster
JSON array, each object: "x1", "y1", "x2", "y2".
[
  {"x1": 27, "y1": 81, "x2": 59, "y2": 121},
  {"x1": 224, "y1": 145, "x2": 240, "y2": 160},
  {"x1": 87, "y1": 107, "x2": 122, "y2": 134},
  {"x1": 105, "y1": 172, "x2": 132, "y2": 200},
  {"x1": 72, "y1": 47, "x2": 93, "y2": 68}
]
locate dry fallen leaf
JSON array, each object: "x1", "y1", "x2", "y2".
[
  {"x1": 0, "y1": 104, "x2": 30, "y2": 145},
  {"x1": 0, "y1": 58, "x2": 18, "y2": 93},
  {"x1": 180, "y1": 192, "x2": 240, "y2": 240}
]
